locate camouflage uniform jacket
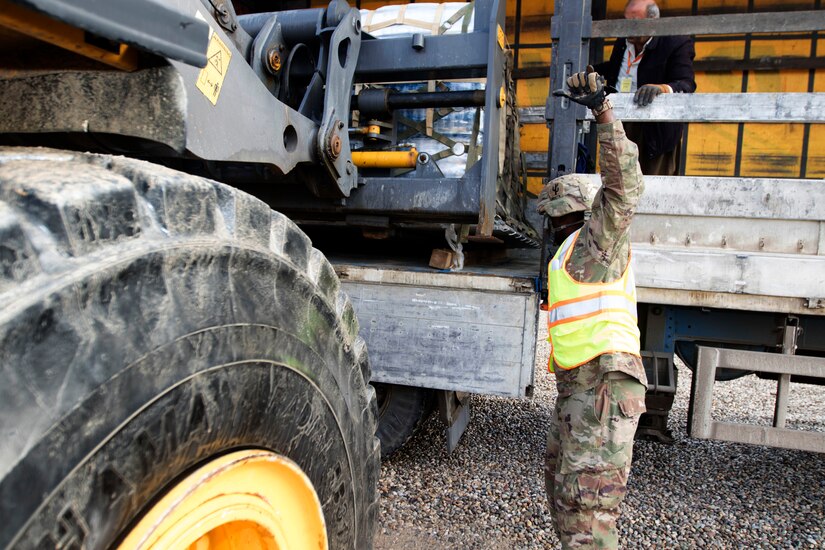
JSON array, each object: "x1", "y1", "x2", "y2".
[{"x1": 554, "y1": 120, "x2": 648, "y2": 398}]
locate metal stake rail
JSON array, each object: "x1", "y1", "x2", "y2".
[
  {"x1": 590, "y1": 10, "x2": 825, "y2": 38},
  {"x1": 546, "y1": 1, "x2": 825, "y2": 180},
  {"x1": 522, "y1": 92, "x2": 825, "y2": 172},
  {"x1": 691, "y1": 341, "x2": 825, "y2": 453},
  {"x1": 526, "y1": 92, "x2": 825, "y2": 125}
]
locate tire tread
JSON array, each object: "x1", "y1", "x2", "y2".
[{"x1": 0, "y1": 147, "x2": 379, "y2": 549}]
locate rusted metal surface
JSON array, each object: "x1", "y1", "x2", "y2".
[{"x1": 335, "y1": 262, "x2": 538, "y2": 293}]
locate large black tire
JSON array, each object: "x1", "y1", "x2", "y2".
[
  {"x1": 375, "y1": 383, "x2": 436, "y2": 457},
  {"x1": 0, "y1": 148, "x2": 380, "y2": 549}
]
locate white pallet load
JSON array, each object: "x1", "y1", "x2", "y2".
[
  {"x1": 361, "y1": 2, "x2": 475, "y2": 37},
  {"x1": 357, "y1": 3, "x2": 481, "y2": 179}
]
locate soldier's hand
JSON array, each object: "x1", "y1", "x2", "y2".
[
  {"x1": 552, "y1": 65, "x2": 615, "y2": 109},
  {"x1": 634, "y1": 84, "x2": 664, "y2": 106}
]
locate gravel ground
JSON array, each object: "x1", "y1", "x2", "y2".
[{"x1": 374, "y1": 313, "x2": 825, "y2": 549}]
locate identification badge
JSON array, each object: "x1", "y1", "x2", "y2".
[{"x1": 619, "y1": 77, "x2": 633, "y2": 93}]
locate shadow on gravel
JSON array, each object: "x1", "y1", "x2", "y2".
[
  {"x1": 375, "y1": 340, "x2": 825, "y2": 549},
  {"x1": 626, "y1": 367, "x2": 825, "y2": 548},
  {"x1": 374, "y1": 383, "x2": 557, "y2": 549}
]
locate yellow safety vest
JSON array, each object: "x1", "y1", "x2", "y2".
[{"x1": 547, "y1": 229, "x2": 641, "y2": 372}]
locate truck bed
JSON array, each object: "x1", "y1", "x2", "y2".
[
  {"x1": 331, "y1": 254, "x2": 540, "y2": 397},
  {"x1": 632, "y1": 175, "x2": 825, "y2": 317}
]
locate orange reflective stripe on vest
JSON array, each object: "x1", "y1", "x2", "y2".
[
  {"x1": 548, "y1": 290, "x2": 637, "y2": 328},
  {"x1": 546, "y1": 229, "x2": 641, "y2": 371}
]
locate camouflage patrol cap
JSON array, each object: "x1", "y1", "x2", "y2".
[{"x1": 536, "y1": 174, "x2": 600, "y2": 217}]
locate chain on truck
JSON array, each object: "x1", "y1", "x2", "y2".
[{"x1": 0, "y1": 0, "x2": 823, "y2": 548}]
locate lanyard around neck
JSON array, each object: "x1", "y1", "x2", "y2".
[{"x1": 625, "y1": 45, "x2": 645, "y2": 74}]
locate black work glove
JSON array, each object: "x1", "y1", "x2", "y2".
[
  {"x1": 552, "y1": 65, "x2": 616, "y2": 109},
  {"x1": 634, "y1": 84, "x2": 664, "y2": 106}
]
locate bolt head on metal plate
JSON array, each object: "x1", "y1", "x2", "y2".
[
  {"x1": 268, "y1": 50, "x2": 282, "y2": 72},
  {"x1": 329, "y1": 134, "x2": 342, "y2": 158}
]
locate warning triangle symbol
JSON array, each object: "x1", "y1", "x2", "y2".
[{"x1": 209, "y1": 50, "x2": 223, "y2": 74}]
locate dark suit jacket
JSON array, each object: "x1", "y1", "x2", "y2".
[{"x1": 594, "y1": 35, "x2": 696, "y2": 159}]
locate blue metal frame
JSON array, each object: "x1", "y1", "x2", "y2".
[{"x1": 642, "y1": 303, "x2": 825, "y2": 357}]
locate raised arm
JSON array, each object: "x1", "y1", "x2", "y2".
[
  {"x1": 586, "y1": 114, "x2": 645, "y2": 265},
  {"x1": 551, "y1": 67, "x2": 645, "y2": 268}
]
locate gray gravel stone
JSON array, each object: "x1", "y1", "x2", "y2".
[{"x1": 374, "y1": 313, "x2": 825, "y2": 549}]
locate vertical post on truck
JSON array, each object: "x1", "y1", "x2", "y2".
[
  {"x1": 546, "y1": 0, "x2": 592, "y2": 180},
  {"x1": 539, "y1": 0, "x2": 593, "y2": 317}
]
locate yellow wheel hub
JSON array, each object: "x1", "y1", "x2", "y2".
[{"x1": 119, "y1": 450, "x2": 327, "y2": 550}]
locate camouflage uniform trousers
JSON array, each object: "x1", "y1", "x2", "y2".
[{"x1": 544, "y1": 371, "x2": 647, "y2": 549}]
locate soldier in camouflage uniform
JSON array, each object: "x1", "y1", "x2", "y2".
[{"x1": 538, "y1": 68, "x2": 648, "y2": 549}]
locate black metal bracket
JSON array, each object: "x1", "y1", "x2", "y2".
[
  {"x1": 547, "y1": 0, "x2": 592, "y2": 180},
  {"x1": 314, "y1": 7, "x2": 361, "y2": 197},
  {"x1": 249, "y1": 15, "x2": 286, "y2": 96},
  {"x1": 207, "y1": 0, "x2": 239, "y2": 33}
]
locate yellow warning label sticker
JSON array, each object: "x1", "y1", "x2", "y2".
[
  {"x1": 497, "y1": 25, "x2": 506, "y2": 50},
  {"x1": 196, "y1": 32, "x2": 231, "y2": 105}
]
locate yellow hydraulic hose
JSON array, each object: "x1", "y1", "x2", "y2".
[{"x1": 351, "y1": 148, "x2": 419, "y2": 169}]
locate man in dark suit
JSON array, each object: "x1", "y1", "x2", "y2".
[{"x1": 594, "y1": 0, "x2": 696, "y2": 175}]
